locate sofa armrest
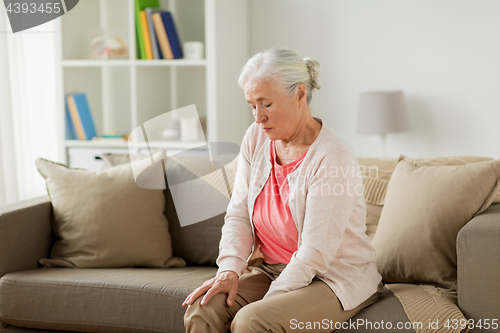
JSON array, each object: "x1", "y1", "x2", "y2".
[
  {"x1": 457, "y1": 202, "x2": 500, "y2": 333},
  {"x1": 0, "y1": 196, "x2": 53, "y2": 277}
]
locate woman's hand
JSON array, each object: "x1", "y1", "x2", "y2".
[{"x1": 182, "y1": 270, "x2": 239, "y2": 307}]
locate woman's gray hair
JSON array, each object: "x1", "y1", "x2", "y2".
[{"x1": 238, "y1": 47, "x2": 321, "y2": 104}]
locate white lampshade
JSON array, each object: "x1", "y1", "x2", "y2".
[{"x1": 357, "y1": 90, "x2": 411, "y2": 135}]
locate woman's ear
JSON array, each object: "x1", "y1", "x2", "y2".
[{"x1": 296, "y1": 83, "x2": 307, "y2": 104}]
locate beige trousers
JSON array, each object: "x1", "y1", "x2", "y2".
[{"x1": 184, "y1": 258, "x2": 383, "y2": 333}]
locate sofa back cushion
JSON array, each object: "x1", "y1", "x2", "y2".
[
  {"x1": 164, "y1": 189, "x2": 226, "y2": 266},
  {"x1": 100, "y1": 151, "x2": 237, "y2": 266}
]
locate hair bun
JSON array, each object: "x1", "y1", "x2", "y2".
[{"x1": 304, "y1": 57, "x2": 321, "y2": 90}]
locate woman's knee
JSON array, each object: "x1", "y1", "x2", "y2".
[
  {"x1": 184, "y1": 293, "x2": 230, "y2": 332},
  {"x1": 231, "y1": 302, "x2": 277, "y2": 333}
]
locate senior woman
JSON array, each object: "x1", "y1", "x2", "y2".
[{"x1": 182, "y1": 47, "x2": 383, "y2": 333}]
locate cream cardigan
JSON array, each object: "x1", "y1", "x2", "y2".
[{"x1": 216, "y1": 117, "x2": 382, "y2": 311}]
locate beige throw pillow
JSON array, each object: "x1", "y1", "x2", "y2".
[
  {"x1": 357, "y1": 155, "x2": 500, "y2": 240},
  {"x1": 36, "y1": 157, "x2": 185, "y2": 268},
  {"x1": 371, "y1": 155, "x2": 500, "y2": 289},
  {"x1": 358, "y1": 155, "x2": 500, "y2": 205}
]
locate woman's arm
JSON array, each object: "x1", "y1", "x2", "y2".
[
  {"x1": 263, "y1": 149, "x2": 362, "y2": 299},
  {"x1": 215, "y1": 126, "x2": 256, "y2": 278},
  {"x1": 183, "y1": 126, "x2": 258, "y2": 308}
]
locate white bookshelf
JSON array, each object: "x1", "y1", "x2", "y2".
[{"x1": 56, "y1": 0, "x2": 251, "y2": 169}]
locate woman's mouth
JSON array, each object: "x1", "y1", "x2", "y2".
[{"x1": 263, "y1": 128, "x2": 272, "y2": 132}]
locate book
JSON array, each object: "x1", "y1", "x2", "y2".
[
  {"x1": 134, "y1": 0, "x2": 159, "y2": 60},
  {"x1": 145, "y1": 7, "x2": 163, "y2": 59},
  {"x1": 73, "y1": 93, "x2": 97, "y2": 140},
  {"x1": 66, "y1": 93, "x2": 97, "y2": 140},
  {"x1": 65, "y1": 99, "x2": 77, "y2": 140},
  {"x1": 102, "y1": 132, "x2": 125, "y2": 138},
  {"x1": 152, "y1": 12, "x2": 173, "y2": 59},
  {"x1": 66, "y1": 95, "x2": 86, "y2": 140},
  {"x1": 160, "y1": 11, "x2": 183, "y2": 59},
  {"x1": 140, "y1": 11, "x2": 153, "y2": 60}
]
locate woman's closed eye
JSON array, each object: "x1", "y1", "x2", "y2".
[{"x1": 249, "y1": 103, "x2": 271, "y2": 113}]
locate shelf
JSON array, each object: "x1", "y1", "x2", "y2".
[
  {"x1": 64, "y1": 140, "x2": 207, "y2": 150},
  {"x1": 139, "y1": 141, "x2": 207, "y2": 149},
  {"x1": 135, "y1": 59, "x2": 207, "y2": 66},
  {"x1": 62, "y1": 60, "x2": 131, "y2": 67},
  {"x1": 62, "y1": 59, "x2": 208, "y2": 67},
  {"x1": 65, "y1": 140, "x2": 129, "y2": 148}
]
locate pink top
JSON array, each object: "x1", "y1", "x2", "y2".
[{"x1": 252, "y1": 140, "x2": 308, "y2": 264}]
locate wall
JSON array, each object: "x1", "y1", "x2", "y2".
[
  {"x1": 248, "y1": 0, "x2": 500, "y2": 158},
  {"x1": 214, "y1": 0, "x2": 253, "y2": 146}
]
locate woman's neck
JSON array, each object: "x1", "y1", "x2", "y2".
[{"x1": 278, "y1": 115, "x2": 322, "y2": 149}]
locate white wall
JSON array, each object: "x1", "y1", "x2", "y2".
[
  {"x1": 248, "y1": 0, "x2": 500, "y2": 158},
  {"x1": 214, "y1": 0, "x2": 253, "y2": 146}
]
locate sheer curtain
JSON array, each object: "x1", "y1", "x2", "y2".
[{"x1": 0, "y1": 6, "x2": 61, "y2": 207}]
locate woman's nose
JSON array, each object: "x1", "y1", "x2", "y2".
[{"x1": 254, "y1": 107, "x2": 266, "y2": 124}]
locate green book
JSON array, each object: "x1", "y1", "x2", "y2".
[{"x1": 134, "y1": 0, "x2": 160, "y2": 60}]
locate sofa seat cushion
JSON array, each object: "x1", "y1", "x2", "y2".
[
  {"x1": 336, "y1": 287, "x2": 415, "y2": 333},
  {"x1": 0, "y1": 268, "x2": 415, "y2": 333},
  {"x1": 0, "y1": 290, "x2": 415, "y2": 333},
  {"x1": 0, "y1": 267, "x2": 217, "y2": 333}
]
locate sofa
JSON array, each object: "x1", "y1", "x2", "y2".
[{"x1": 0, "y1": 153, "x2": 499, "y2": 333}]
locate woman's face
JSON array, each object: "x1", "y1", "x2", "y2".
[{"x1": 243, "y1": 78, "x2": 307, "y2": 141}]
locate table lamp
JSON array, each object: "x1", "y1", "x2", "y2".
[{"x1": 357, "y1": 90, "x2": 411, "y2": 157}]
